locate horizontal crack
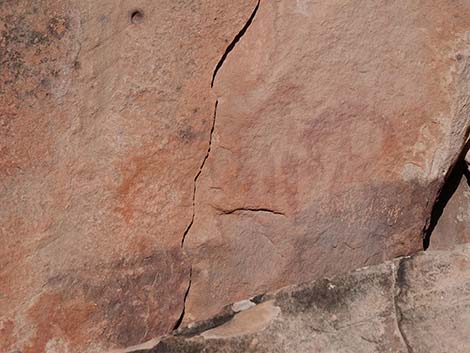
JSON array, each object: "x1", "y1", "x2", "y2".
[{"x1": 218, "y1": 207, "x2": 285, "y2": 216}]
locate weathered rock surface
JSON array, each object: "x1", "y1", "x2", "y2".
[
  {"x1": 131, "y1": 244, "x2": 470, "y2": 353},
  {"x1": 184, "y1": 0, "x2": 470, "y2": 322},
  {"x1": 3, "y1": 0, "x2": 470, "y2": 352},
  {"x1": 0, "y1": 0, "x2": 258, "y2": 352}
]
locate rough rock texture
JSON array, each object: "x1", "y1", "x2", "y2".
[
  {"x1": 131, "y1": 244, "x2": 470, "y2": 353},
  {"x1": 0, "y1": 0, "x2": 258, "y2": 352},
  {"x1": 427, "y1": 158, "x2": 470, "y2": 250},
  {"x1": 184, "y1": 0, "x2": 470, "y2": 322},
  {"x1": 3, "y1": 0, "x2": 470, "y2": 352}
]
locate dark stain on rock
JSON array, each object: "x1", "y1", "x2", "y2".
[
  {"x1": 179, "y1": 127, "x2": 196, "y2": 143},
  {"x1": 396, "y1": 257, "x2": 411, "y2": 291},
  {"x1": 48, "y1": 16, "x2": 71, "y2": 39},
  {"x1": 283, "y1": 278, "x2": 353, "y2": 314},
  {"x1": 44, "y1": 249, "x2": 190, "y2": 347},
  {"x1": 1, "y1": 15, "x2": 49, "y2": 47},
  {"x1": 0, "y1": 10, "x2": 74, "y2": 102},
  {"x1": 1, "y1": 49, "x2": 26, "y2": 79},
  {"x1": 142, "y1": 337, "x2": 206, "y2": 353},
  {"x1": 279, "y1": 270, "x2": 392, "y2": 316},
  {"x1": 40, "y1": 78, "x2": 51, "y2": 89},
  {"x1": 134, "y1": 335, "x2": 268, "y2": 353},
  {"x1": 99, "y1": 15, "x2": 109, "y2": 25}
]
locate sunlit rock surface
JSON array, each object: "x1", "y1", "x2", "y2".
[{"x1": 2, "y1": 0, "x2": 470, "y2": 352}]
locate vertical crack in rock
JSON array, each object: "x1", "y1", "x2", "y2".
[
  {"x1": 180, "y1": 100, "x2": 218, "y2": 248},
  {"x1": 392, "y1": 258, "x2": 414, "y2": 353},
  {"x1": 173, "y1": 266, "x2": 192, "y2": 330},
  {"x1": 181, "y1": 0, "x2": 261, "y2": 248},
  {"x1": 176, "y1": 1, "x2": 261, "y2": 330},
  {"x1": 423, "y1": 140, "x2": 470, "y2": 250},
  {"x1": 211, "y1": 0, "x2": 260, "y2": 87},
  {"x1": 173, "y1": 101, "x2": 216, "y2": 330}
]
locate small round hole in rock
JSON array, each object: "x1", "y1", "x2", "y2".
[{"x1": 130, "y1": 10, "x2": 144, "y2": 24}]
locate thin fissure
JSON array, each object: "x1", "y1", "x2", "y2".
[
  {"x1": 173, "y1": 101, "x2": 216, "y2": 331},
  {"x1": 172, "y1": 266, "x2": 192, "y2": 330},
  {"x1": 180, "y1": 100, "x2": 218, "y2": 247},
  {"x1": 219, "y1": 207, "x2": 285, "y2": 216},
  {"x1": 211, "y1": 0, "x2": 260, "y2": 87},
  {"x1": 176, "y1": 1, "x2": 261, "y2": 331}
]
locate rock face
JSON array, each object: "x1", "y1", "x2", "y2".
[
  {"x1": 0, "y1": 0, "x2": 258, "y2": 352},
  {"x1": 183, "y1": 0, "x2": 470, "y2": 322},
  {"x1": 131, "y1": 244, "x2": 470, "y2": 353},
  {"x1": 2, "y1": 0, "x2": 470, "y2": 352}
]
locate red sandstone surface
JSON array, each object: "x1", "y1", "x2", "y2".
[{"x1": 2, "y1": 1, "x2": 470, "y2": 352}]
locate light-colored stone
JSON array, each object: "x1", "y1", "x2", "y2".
[
  {"x1": 202, "y1": 301, "x2": 280, "y2": 339},
  {"x1": 231, "y1": 299, "x2": 256, "y2": 313}
]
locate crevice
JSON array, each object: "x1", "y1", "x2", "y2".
[
  {"x1": 175, "y1": 0, "x2": 261, "y2": 332},
  {"x1": 180, "y1": 100, "x2": 218, "y2": 248},
  {"x1": 211, "y1": 0, "x2": 260, "y2": 87},
  {"x1": 423, "y1": 140, "x2": 470, "y2": 250},
  {"x1": 218, "y1": 207, "x2": 285, "y2": 216},
  {"x1": 392, "y1": 258, "x2": 414, "y2": 353},
  {"x1": 464, "y1": 164, "x2": 470, "y2": 184},
  {"x1": 174, "y1": 306, "x2": 236, "y2": 338},
  {"x1": 173, "y1": 101, "x2": 217, "y2": 331},
  {"x1": 174, "y1": 295, "x2": 267, "y2": 338}
]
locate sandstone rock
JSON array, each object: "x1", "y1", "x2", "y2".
[
  {"x1": 396, "y1": 245, "x2": 470, "y2": 353},
  {"x1": 3, "y1": 0, "x2": 470, "y2": 351},
  {"x1": 0, "y1": 0, "x2": 258, "y2": 352},
  {"x1": 184, "y1": 0, "x2": 470, "y2": 322},
  {"x1": 131, "y1": 245, "x2": 470, "y2": 353}
]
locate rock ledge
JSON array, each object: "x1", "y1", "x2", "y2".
[{"x1": 128, "y1": 244, "x2": 470, "y2": 353}]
